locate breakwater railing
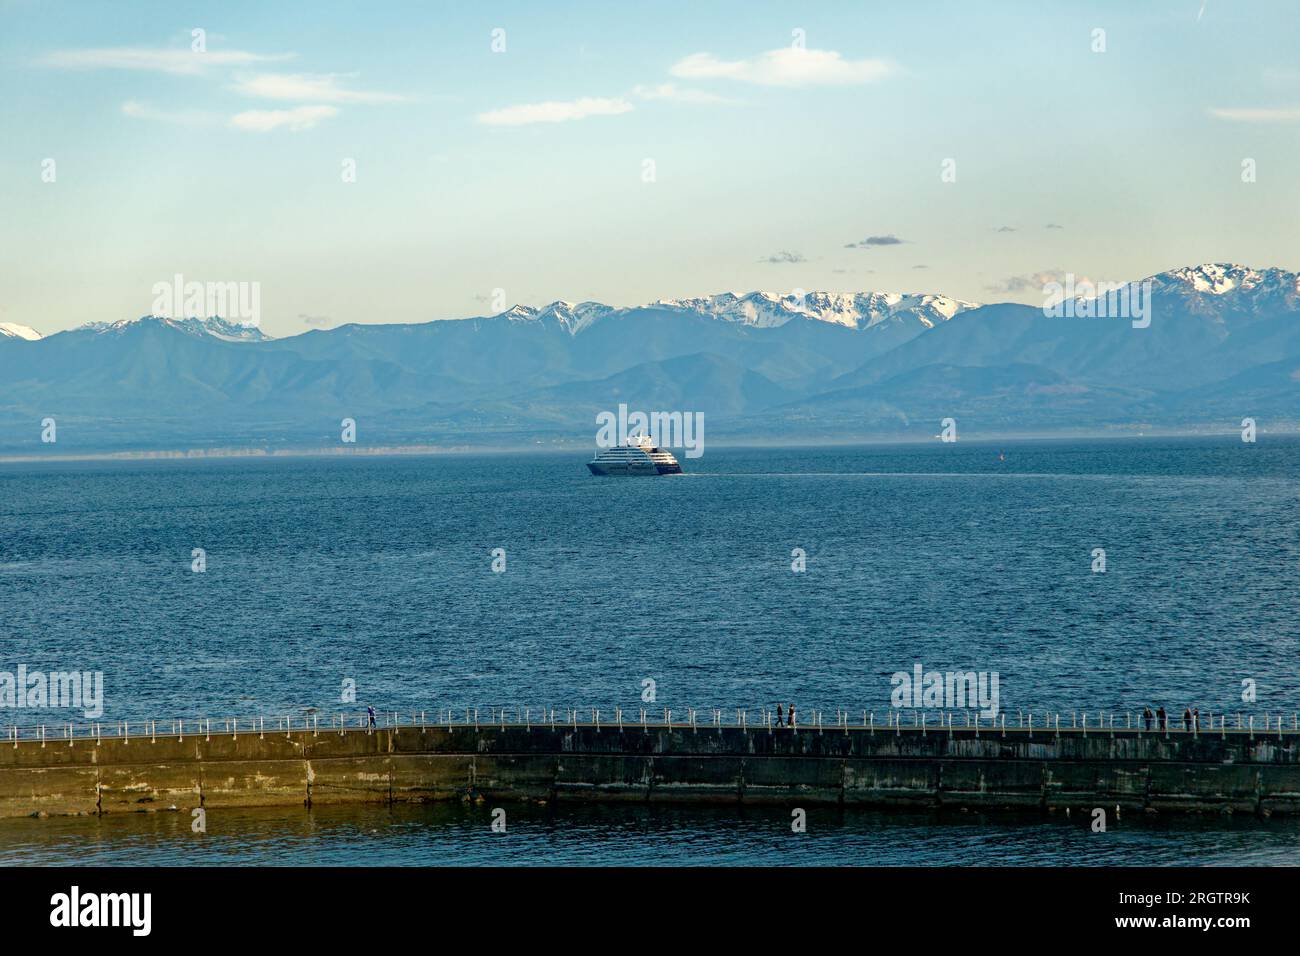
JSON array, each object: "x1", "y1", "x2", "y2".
[{"x1": 7, "y1": 706, "x2": 1300, "y2": 745}]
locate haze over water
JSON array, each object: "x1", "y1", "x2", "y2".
[{"x1": 2, "y1": 437, "x2": 1297, "y2": 864}]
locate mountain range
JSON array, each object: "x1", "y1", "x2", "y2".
[{"x1": 1, "y1": 263, "x2": 1297, "y2": 453}]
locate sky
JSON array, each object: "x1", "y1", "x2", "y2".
[{"x1": 2, "y1": 0, "x2": 1299, "y2": 337}]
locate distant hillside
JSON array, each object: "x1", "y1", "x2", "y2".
[{"x1": 1, "y1": 264, "x2": 1297, "y2": 453}]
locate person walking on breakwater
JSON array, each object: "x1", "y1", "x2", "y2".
[
  {"x1": 775, "y1": 704, "x2": 784, "y2": 727},
  {"x1": 1193, "y1": 707, "x2": 1201, "y2": 731},
  {"x1": 1183, "y1": 707, "x2": 1192, "y2": 732},
  {"x1": 1157, "y1": 706, "x2": 1167, "y2": 731},
  {"x1": 1143, "y1": 707, "x2": 1154, "y2": 731},
  {"x1": 788, "y1": 704, "x2": 796, "y2": 729},
  {"x1": 367, "y1": 705, "x2": 376, "y2": 732}
]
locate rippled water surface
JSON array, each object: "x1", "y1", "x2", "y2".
[
  {"x1": 2, "y1": 437, "x2": 1298, "y2": 864},
  {"x1": 2, "y1": 803, "x2": 1298, "y2": 867}
]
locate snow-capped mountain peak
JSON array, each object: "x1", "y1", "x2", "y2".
[
  {"x1": 1156, "y1": 263, "x2": 1270, "y2": 294},
  {"x1": 75, "y1": 315, "x2": 272, "y2": 342},
  {"x1": 1147, "y1": 263, "x2": 1300, "y2": 316},
  {"x1": 653, "y1": 291, "x2": 803, "y2": 328},
  {"x1": 651, "y1": 290, "x2": 979, "y2": 331},
  {"x1": 499, "y1": 304, "x2": 539, "y2": 322},
  {"x1": 537, "y1": 300, "x2": 617, "y2": 334},
  {"x1": 172, "y1": 316, "x2": 271, "y2": 342},
  {"x1": 494, "y1": 288, "x2": 981, "y2": 334},
  {"x1": 0, "y1": 322, "x2": 42, "y2": 341},
  {"x1": 495, "y1": 300, "x2": 616, "y2": 334}
]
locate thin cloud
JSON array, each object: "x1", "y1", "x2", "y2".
[
  {"x1": 1208, "y1": 105, "x2": 1300, "y2": 122},
  {"x1": 993, "y1": 225, "x2": 1016, "y2": 233},
  {"x1": 41, "y1": 47, "x2": 290, "y2": 76},
  {"x1": 631, "y1": 83, "x2": 735, "y2": 105},
  {"x1": 844, "y1": 234, "x2": 907, "y2": 249},
  {"x1": 121, "y1": 100, "x2": 217, "y2": 127},
  {"x1": 759, "y1": 251, "x2": 806, "y2": 264},
  {"x1": 1045, "y1": 223, "x2": 1064, "y2": 230},
  {"x1": 477, "y1": 96, "x2": 633, "y2": 126},
  {"x1": 229, "y1": 105, "x2": 338, "y2": 132},
  {"x1": 232, "y1": 73, "x2": 406, "y2": 103},
  {"x1": 300, "y1": 313, "x2": 334, "y2": 327},
  {"x1": 670, "y1": 47, "x2": 893, "y2": 87},
  {"x1": 988, "y1": 270, "x2": 1077, "y2": 294}
]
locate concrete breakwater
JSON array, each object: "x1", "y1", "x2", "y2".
[{"x1": 4, "y1": 717, "x2": 1300, "y2": 819}]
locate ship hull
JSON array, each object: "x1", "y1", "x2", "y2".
[{"x1": 587, "y1": 461, "x2": 682, "y2": 476}]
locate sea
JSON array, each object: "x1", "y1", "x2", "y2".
[{"x1": 1, "y1": 436, "x2": 1297, "y2": 865}]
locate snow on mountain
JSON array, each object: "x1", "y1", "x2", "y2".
[
  {"x1": 819, "y1": 292, "x2": 977, "y2": 328},
  {"x1": 537, "y1": 301, "x2": 618, "y2": 333},
  {"x1": 1155, "y1": 263, "x2": 1285, "y2": 295},
  {"x1": 1148, "y1": 263, "x2": 1300, "y2": 314},
  {"x1": 172, "y1": 316, "x2": 271, "y2": 342},
  {"x1": 0, "y1": 322, "x2": 42, "y2": 341},
  {"x1": 491, "y1": 301, "x2": 618, "y2": 334},
  {"x1": 491, "y1": 288, "x2": 978, "y2": 334},
  {"x1": 649, "y1": 290, "x2": 979, "y2": 330},
  {"x1": 652, "y1": 291, "x2": 803, "y2": 328},
  {"x1": 75, "y1": 315, "x2": 272, "y2": 342},
  {"x1": 498, "y1": 305, "x2": 539, "y2": 322}
]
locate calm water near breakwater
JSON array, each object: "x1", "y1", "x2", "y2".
[
  {"x1": 2, "y1": 437, "x2": 1298, "y2": 864},
  {"x1": 2, "y1": 802, "x2": 1298, "y2": 867}
]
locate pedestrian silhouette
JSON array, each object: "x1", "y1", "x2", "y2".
[
  {"x1": 775, "y1": 704, "x2": 784, "y2": 727},
  {"x1": 1143, "y1": 707, "x2": 1153, "y2": 731},
  {"x1": 788, "y1": 703, "x2": 796, "y2": 728}
]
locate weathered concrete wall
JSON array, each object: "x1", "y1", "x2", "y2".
[{"x1": 3, "y1": 724, "x2": 1299, "y2": 819}]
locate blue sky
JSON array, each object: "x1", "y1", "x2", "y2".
[{"x1": 2, "y1": 0, "x2": 1299, "y2": 336}]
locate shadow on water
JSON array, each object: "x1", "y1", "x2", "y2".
[{"x1": 2, "y1": 801, "x2": 1297, "y2": 866}]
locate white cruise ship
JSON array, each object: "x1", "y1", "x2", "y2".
[{"x1": 587, "y1": 434, "x2": 683, "y2": 476}]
